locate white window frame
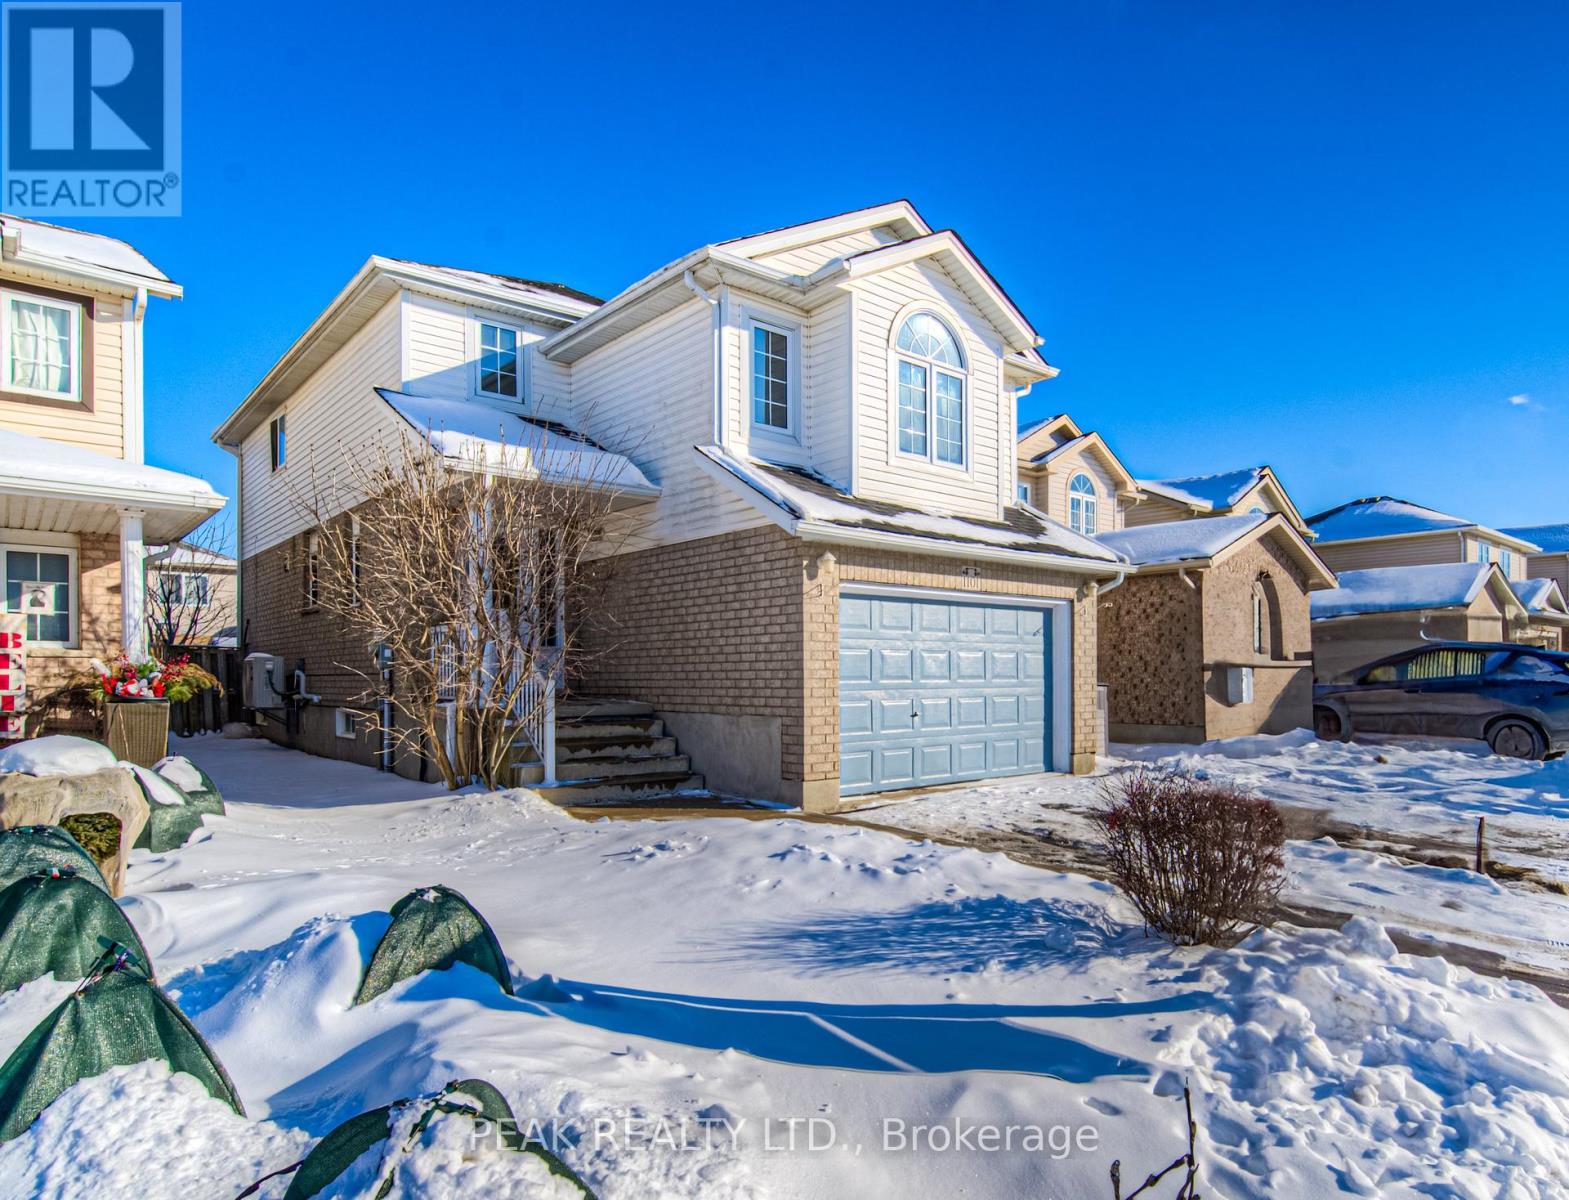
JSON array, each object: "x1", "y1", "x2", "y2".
[
  {"x1": 746, "y1": 313, "x2": 801, "y2": 443},
  {"x1": 1, "y1": 290, "x2": 83, "y2": 403},
  {"x1": 334, "y1": 709, "x2": 359, "y2": 739},
  {"x1": 1500, "y1": 548, "x2": 1513, "y2": 576},
  {"x1": 2, "y1": 538, "x2": 79, "y2": 649},
  {"x1": 1477, "y1": 540, "x2": 1491, "y2": 564},
  {"x1": 1069, "y1": 473, "x2": 1099, "y2": 535},
  {"x1": 890, "y1": 310, "x2": 969, "y2": 472},
  {"x1": 269, "y1": 414, "x2": 287, "y2": 472},
  {"x1": 470, "y1": 314, "x2": 526, "y2": 403}
]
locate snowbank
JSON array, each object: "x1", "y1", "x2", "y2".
[{"x1": 0, "y1": 736, "x2": 117, "y2": 778}]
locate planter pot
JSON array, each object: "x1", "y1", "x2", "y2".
[{"x1": 103, "y1": 700, "x2": 170, "y2": 768}]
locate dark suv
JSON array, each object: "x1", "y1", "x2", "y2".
[{"x1": 1313, "y1": 642, "x2": 1569, "y2": 759}]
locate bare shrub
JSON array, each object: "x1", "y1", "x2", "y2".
[{"x1": 1091, "y1": 768, "x2": 1285, "y2": 946}]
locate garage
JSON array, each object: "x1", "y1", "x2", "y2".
[{"x1": 839, "y1": 590, "x2": 1054, "y2": 796}]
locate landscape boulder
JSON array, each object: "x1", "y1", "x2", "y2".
[{"x1": 0, "y1": 770, "x2": 149, "y2": 895}]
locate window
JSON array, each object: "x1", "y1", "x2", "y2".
[
  {"x1": 334, "y1": 709, "x2": 359, "y2": 739},
  {"x1": 1069, "y1": 473, "x2": 1098, "y2": 535},
  {"x1": 4, "y1": 544, "x2": 75, "y2": 645},
  {"x1": 1252, "y1": 589, "x2": 1266, "y2": 655},
  {"x1": 2, "y1": 292, "x2": 81, "y2": 401},
  {"x1": 1252, "y1": 574, "x2": 1283, "y2": 658},
  {"x1": 1367, "y1": 648, "x2": 1487, "y2": 683},
  {"x1": 270, "y1": 415, "x2": 287, "y2": 471},
  {"x1": 1487, "y1": 652, "x2": 1568, "y2": 680},
  {"x1": 1500, "y1": 549, "x2": 1513, "y2": 576},
  {"x1": 750, "y1": 321, "x2": 792, "y2": 433},
  {"x1": 477, "y1": 322, "x2": 519, "y2": 399},
  {"x1": 893, "y1": 312, "x2": 966, "y2": 466},
  {"x1": 1477, "y1": 541, "x2": 1490, "y2": 564},
  {"x1": 163, "y1": 573, "x2": 209, "y2": 607},
  {"x1": 1017, "y1": 482, "x2": 1032, "y2": 504},
  {"x1": 304, "y1": 533, "x2": 320, "y2": 608}
]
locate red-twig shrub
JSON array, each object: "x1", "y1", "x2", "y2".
[{"x1": 1091, "y1": 769, "x2": 1285, "y2": 946}]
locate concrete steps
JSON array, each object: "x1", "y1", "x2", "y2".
[{"x1": 510, "y1": 698, "x2": 706, "y2": 801}]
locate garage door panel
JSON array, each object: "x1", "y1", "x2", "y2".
[{"x1": 840, "y1": 593, "x2": 1053, "y2": 796}]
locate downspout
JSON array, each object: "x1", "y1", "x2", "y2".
[{"x1": 682, "y1": 270, "x2": 723, "y2": 446}]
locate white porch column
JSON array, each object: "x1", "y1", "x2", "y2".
[{"x1": 119, "y1": 509, "x2": 147, "y2": 659}]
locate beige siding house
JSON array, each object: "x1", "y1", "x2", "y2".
[
  {"x1": 1500, "y1": 524, "x2": 1569, "y2": 650},
  {"x1": 1305, "y1": 497, "x2": 1542, "y2": 674},
  {"x1": 0, "y1": 216, "x2": 223, "y2": 730},
  {"x1": 1125, "y1": 466, "x2": 1311, "y2": 533},
  {"x1": 217, "y1": 202, "x2": 1128, "y2": 808}
]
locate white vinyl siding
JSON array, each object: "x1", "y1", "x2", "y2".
[
  {"x1": 748, "y1": 226, "x2": 900, "y2": 275},
  {"x1": 804, "y1": 292, "x2": 852, "y2": 486},
  {"x1": 572, "y1": 298, "x2": 766, "y2": 551},
  {"x1": 850, "y1": 259, "x2": 1004, "y2": 520},
  {"x1": 239, "y1": 294, "x2": 404, "y2": 558}
]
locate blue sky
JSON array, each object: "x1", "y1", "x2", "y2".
[{"x1": 69, "y1": 0, "x2": 1569, "y2": 531}]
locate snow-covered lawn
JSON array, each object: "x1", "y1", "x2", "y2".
[{"x1": 1, "y1": 734, "x2": 1567, "y2": 1198}]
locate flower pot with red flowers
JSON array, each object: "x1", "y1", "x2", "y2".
[{"x1": 93, "y1": 653, "x2": 219, "y2": 767}]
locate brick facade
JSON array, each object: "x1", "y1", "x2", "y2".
[
  {"x1": 1099, "y1": 530, "x2": 1316, "y2": 742},
  {"x1": 579, "y1": 527, "x2": 1104, "y2": 809}
]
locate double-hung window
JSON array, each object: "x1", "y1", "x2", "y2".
[
  {"x1": 477, "y1": 321, "x2": 520, "y2": 400},
  {"x1": 4, "y1": 543, "x2": 76, "y2": 646},
  {"x1": 2, "y1": 291, "x2": 81, "y2": 402},
  {"x1": 893, "y1": 312, "x2": 966, "y2": 466},
  {"x1": 749, "y1": 318, "x2": 796, "y2": 438}
]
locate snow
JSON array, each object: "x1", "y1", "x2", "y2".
[
  {"x1": 0, "y1": 735, "x2": 118, "y2": 777},
  {"x1": 1, "y1": 734, "x2": 1567, "y2": 1198},
  {"x1": 1307, "y1": 496, "x2": 1473, "y2": 543},
  {"x1": 1137, "y1": 467, "x2": 1265, "y2": 511},
  {"x1": 1311, "y1": 562, "x2": 1497, "y2": 619},
  {"x1": 1503, "y1": 523, "x2": 1569, "y2": 554},
  {"x1": 153, "y1": 755, "x2": 205, "y2": 792},
  {"x1": 0, "y1": 215, "x2": 172, "y2": 286},
  {"x1": 0, "y1": 426, "x2": 224, "y2": 504},
  {"x1": 1513, "y1": 577, "x2": 1568, "y2": 615},
  {"x1": 376, "y1": 388, "x2": 656, "y2": 493},
  {"x1": 126, "y1": 762, "x2": 188, "y2": 807},
  {"x1": 697, "y1": 444, "x2": 1120, "y2": 563},
  {"x1": 1096, "y1": 512, "x2": 1268, "y2": 565}
]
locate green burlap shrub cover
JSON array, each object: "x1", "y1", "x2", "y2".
[
  {"x1": 277, "y1": 1079, "x2": 595, "y2": 1200},
  {"x1": 0, "y1": 826, "x2": 108, "y2": 894},
  {"x1": 0, "y1": 959, "x2": 242, "y2": 1142},
  {"x1": 0, "y1": 870, "x2": 152, "y2": 993},
  {"x1": 353, "y1": 885, "x2": 514, "y2": 1006},
  {"x1": 127, "y1": 758, "x2": 225, "y2": 853}
]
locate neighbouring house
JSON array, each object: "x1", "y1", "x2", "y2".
[
  {"x1": 1014, "y1": 422, "x2": 1334, "y2": 741},
  {"x1": 1094, "y1": 514, "x2": 1336, "y2": 742},
  {"x1": 146, "y1": 541, "x2": 237, "y2": 648},
  {"x1": 1123, "y1": 465, "x2": 1312, "y2": 533},
  {"x1": 1509, "y1": 578, "x2": 1569, "y2": 651},
  {"x1": 0, "y1": 215, "x2": 224, "y2": 732},
  {"x1": 1304, "y1": 497, "x2": 1543, "y2": 674},
  {"x1": 1499, "y1": 523, "x2": 1569, "y2": 649},
  {"x1": 1309, "y1": 562, "x2": 1527, "y2": 681},
  {"x1": 214, "y1": 201, "x2": 1129, "y2": 808}
]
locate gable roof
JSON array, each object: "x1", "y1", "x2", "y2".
[
  {"x1": 1311, "y1": 562, "x2": 1524, "y2": 621},
  {"x1": 1096, "y1": 512, "x2": 1336, "y2": 588},
  {"x1": 1307, "y1": 496, "x2": 1541, "y2": 552},
  {"x1": 1500, "y1": 522, "x2": 1569, "y2": 554},
  {"x1": 0, "y1": 213, "x2": 179, "y2": 297},
  {"x1": 1140, "y1": 467, "x2": 1267, "y2": 511},
  {"x1": 693, "y1": 445, "x2": 1124, "y2": 576},
  {"x1": 1512, "y1": 577, "x2": 1569, "y2": 618},
  {"x1": 1015, "y1": 416, "x2": 1138, "y2": 492},
  {"x1": 380, "y1": 258, "x2": 602, "y2": 307},
  {"x1": 1024, "y1": 431, "x2": 1140, "y2": 492},
  {"x1": 542, "y1": 204, "x2": 1052, "y2": 367}
]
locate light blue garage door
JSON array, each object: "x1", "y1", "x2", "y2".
[{"x1": 839, "y1": 593, "x2": 1051, "y2": 796}]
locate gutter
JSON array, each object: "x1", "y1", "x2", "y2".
[{"x1": 0, "y1": 476, "x2": 224, "y2": 512}]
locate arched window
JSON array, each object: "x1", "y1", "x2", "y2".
[
  {"x1": 1253, "y1": 573, "x2": 1284, "y2": 659},
  {"x1": 894, "y1": 313, "x2": 966, "y2": 466},
  {"x1": 1069, "y1": 473, "x2": 1098, "y2": 535}
]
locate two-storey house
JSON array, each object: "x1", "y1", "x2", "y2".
[
  {"x1": 1015, "y1": 417, "x2": 1334, "y2": 743},
  {"x1": 1306, "y1": 497, "x2": 1541, "y2": 675},
  {"x1": 1498, "y1": 524, "x2": 1569, "y2": 651},
  {"x1": 215, "y1": 202, "x2": 1127, "y2": 809},
  {"x1": 0, "y1": 215, "x2": 223, "y2": 731}
]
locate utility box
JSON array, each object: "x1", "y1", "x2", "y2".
[
  {"x1": 243, "y1": 653, "x2": 285, "y2": 710},
  {"x1": 1224, "y1": 666, "x2": 1255, "y2": 706}
]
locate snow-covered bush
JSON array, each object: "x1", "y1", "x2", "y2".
[{"x1": 1091, "y1": 768, "x2": 1284, "y2": 946}]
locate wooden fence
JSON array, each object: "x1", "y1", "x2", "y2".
[{"x1": 168, "y1": 645, "x2": 242, "y2": 737}]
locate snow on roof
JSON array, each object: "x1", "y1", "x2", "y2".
[
  {"x1": 1096, "y1": 513, "x2": 1270, "y2": 566},
  {"x1": 1512, "y1": 578, "x2": 1568, "y2": 615},
  {"x1": 1139, "y1": 467, "x2": 1265, "y2": 512},
  {"x1": 149, "y1": 542, "x2": 235, "y2": 569},
  {"x1": 1500, "y1": 523, "x2": 1569, "y2": 554},
  {"x1": 0, "y1": 426, "x2": 223, "y2": 506},
  {"x1": 0, "y1": 213, "x2": 173, "y2": 288},
  {"x1": 383, "y1": 258, "x2": 601, "y2": 309},
  {"x1": 375, "y1": 388, "x2": 656, "y2": 494},
  {"x1": 1311, "y1": 563, "x2": 1499, "y2": 620},
  {"x1": 696, "y1": 445, "x2": 1120, "y2": 563},
  {"x1": 1306, "y1": 496, "x2": 1474, "y2": 543}
]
